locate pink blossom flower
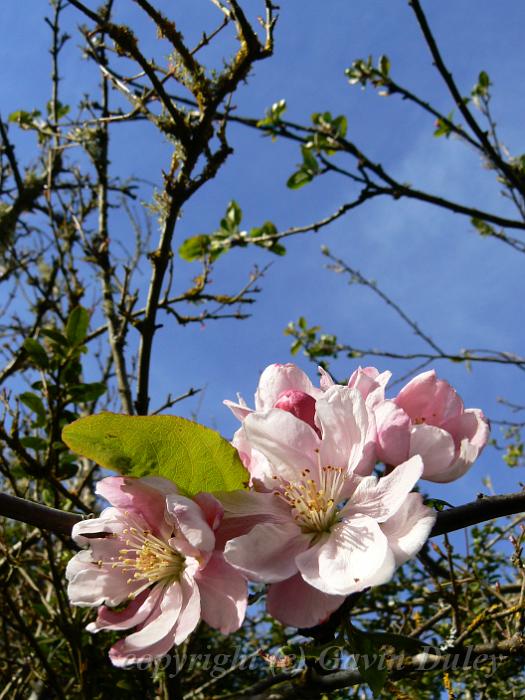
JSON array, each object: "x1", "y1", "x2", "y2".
[
  {"x1": 225, "y1": 363, "x2": 376, "y2": 484},
  {"x1": 224, "y1": 362, "x2": 324, "y2": 425},
  {"x1": 374, "y1": 369, "x2": 490, "y2": 482},
  {"x1": 66, "y1": 476, "x2": 247, "y2": 667},
  {"x1": 219, "y1": 384, "x2": 435, "y2": 627},
  {"x1": 347, "y1": 366, "x2": 392, "y2": 408}
]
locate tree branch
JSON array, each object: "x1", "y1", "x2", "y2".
[
  {"x1": 408, "y1": 0, "x2": 525, "y2": 200},
  {"x1": 232, "y1": 635, "x2": 525, "y2": 699},
  {"x1": 430, "y1": 491, "x2": 525, "y2": 537},
  {"x1": 0, "y1": 493, "x2": 82, "y2": 536},
  {"x1": 1, "y1": 488, "x2": 524, "y2": 544}
]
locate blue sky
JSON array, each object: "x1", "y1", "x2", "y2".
[{"x1": 1, "y1": 0, "x2": 524, "y2": 506}]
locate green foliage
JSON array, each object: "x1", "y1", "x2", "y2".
[
  {"x1": 471, "y1": 216, "x2": 497, "y2": 238},
  {"x1": 310, "y1": 111, "x2": 347, "y2": 152},
  {"x1": 345, "y1": 54, "x2": 391, "y2": 93},
  {"x1": 502, "y1": 426, "x2": 524, "y2": 468},
  {"x1": 433, "y1": 110, "x2": 455, "y2": 138},
  {"x1": 179, "y1": 200, "x2": 286, "y2": 260},
  {"x1": 46, "y1": 99, "x2": 70, "y2": 119},
  {"x1": 65, "y1": 306, "x2": 90, "y2": 346},
  {"x1": 8, "y1": 108, "x2": 42, "y2": 129},
  {"x1": 348, "y1": 626, "x2": 388, "y2": 697},
  {"x1": 62, "y1": 413, "x2": 249, "y2": 496},
  {"x1": 178, "y1": 233, "x2": 212, "y2": 261},
  {"x1": 472, "y1": 70, "x2": 491, "y2": 102},
  {"x1": 257, "y1": 98, "x2": 287, "y2": 131},
  {"x1": 23, "y1": 338, "x2": 49, "y2": 369},
  {"x1": 14, "y1": 306, "x2": 105, "y2": 483},
  {"x1": 286, "y1": 111, "x2": 348, "y2": 189},
  {"x1": 286, "y1": 145, "x2": 319, "y2": 189},
  {"x1": 285, "y1": 317, "x2": 340, "y2": 361}
]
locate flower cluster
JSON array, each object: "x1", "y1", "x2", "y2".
[
  {"x1": 67, "y1": 363, "x2": 489, "y2": 664},
  {"x1": 221, "y1": 364, "x2": 488, "y2": 626},
  {"x1": 67, "y1": 477, "x2": 247, "y2": 666}
]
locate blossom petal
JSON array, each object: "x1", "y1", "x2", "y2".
[
  {"x1": 244, "y1": 409, "x2": 320, "y2": 480},
  {"x1": 231, "y1": 426, "x2": 274, "y2": 490},
  {"x1": 442, "y1": 408, "x2": 490, "y2": 451},
  {"x1": 173, "y1": 573, "x2": 201, "y2": 645},
  {"x1": 266, "y1": 574, "x2": 345, "y2": 628},
  {"x1": 380, "y1": 493, "x2": 436, "y2": 565},
  {"x1": 224, "y1": 522, "x2": 310, "y2": 583},
  {"x1": 109, "y1": 632, "x2": 175, "y2": 668},
  {"x1": 348, "y1": 366, "x2": 391, "y2": 407},
  {"x1": 409, "y1": 424, "x2": 456, "y2": 479},
  {"x1": 223, "y1": 399, "x2": 253, "y2": 422},
  {"x1": 196, "y1": 552, "x2": 247, "y2": 633},
  {"x1": 395, "y1": 370, "x2": 463, "y2": 425},
  {"x1": 217, "y1": 489, "x2": 290, "y2": 520},
  {"x1": 71, "y1": 506, "x2": 128, "y2": 545},
  {"x1": 439, "y1": 438, "x2": 482, "y2": 483},
  {"x1": 140, "y1": 476, "x2": 181, "y2": 495},
  {"x1": 194, "y1": 492, "x2": 224, "y2": 531},
  {"x1": 318, "y1": 366, "x2": 335, "y2": 390},
  {"x1": 166, "y1": 494, "x2": 216, "y2": 552},
  {"x1": 87, "y1": 586, "x2": 162, "y2": 633},
  {"x1": 266, "y1": 574, "x2": 346, "y2": 628},
  {"x1": 66, "y1": 550, "x2": 135, "y2": 607},
  {"x1": 254, "y1": 363, "x2": 322, "y2": 411},
  {"x1": 375, "y1": 399, "x2": 411, "y2": 466},
  {"x1": 214, "y1": 489, "x2": 290, "y2": 549},
  {"x1": 343, "y1": 455, "x2": 423, "y2": 523},
  {"x1": 274, "y1": 390, "x2": 317, "y2": 430},
  {"x1": 296, "y1": 515, "x2": 396, "y2": 595},
  {"x1": 108, "y1": 581, "x2": 183, "y2": 666},
  {"x1": 315, "y1": 385, "x2": 368, "y2": 473},
  {"x1": 96, "y1": 477, "x2": 172, "y2": 538}
]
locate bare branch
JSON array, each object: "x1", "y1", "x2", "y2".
[
  {"x1": 408, "y1": 0, "x2": 525, "y2": 201},
  {"x1": 0, "y1": 493, "x2": 81, "y2": 536},
  {"x1": 1, "y1": 487, "x2": 524, "y2": 547}
]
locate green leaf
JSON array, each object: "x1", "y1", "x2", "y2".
[
  {"x1": 331, "y1": 115, "x2": 348, "y2": 138},
  {"x1": 425, "y1": 497, "x2": 454, "y2": 512},
  {"x1": 66, "y1": 306, "x2": 90, "y2": 345},
  {"x1": 287, "y1": 169, "x2": 313, "y2": 189},
  {"x1": 478, "y1": 71, "x2": 490, "y2": 88},
  {"x1": 56, "y1": 462, "x2": 78, "y2": 480},
  {"x1": 41, "y1": 328, "x2": 69, "y2": 346},
  {"x1": 267, "y1": 241, "x2": 286, "y2": 256},
  {"x1": 46, "y1": 100, "x2": 70, "y2": 119},
  {"x1": 20, "y1": 436, "x2": 48, "y2": 451},
  {"x1": 178, "y1": 234, "x2": 211, "y2": 261},
  {"x1": 357, "y1": 660, "x2": 387, "y2": 697},
  {"x1": 23, "y1": 338, "x2": 49, "y2": 369},
  {"x1": 19, "y1": 392, "x2": 46, "y2": 423},
  {"x1": 378, "y1": 54, "x2": 390, "y2": 77},
  {"x1": 257, "y1": 99, "x2": 287, "y2": 127},
  {"x1": 433, "y1": 111, "x2": 454, "y2": 139},
  {"x1": 62, "y1": 413, "x2": 249, "y2": 496},
  {"x1": 8, "y1": 109, "x2": 41, "y2": 128},
  {"x1": 471, "y1": 217, "x2": 495, "y2": 237},
  {"x1": 225, "y1": 200, "x2": 242, "y2": 227},
  {"x1": 290, "y1": 339, "x2": 302, "y2": 356},
  {"x1": 301, "y1": 146, "x2": 319, "y2": 174},
  {"x1": 350, "y1": 630, "x2": 387, "y2": 697},
  {"x1": 366, "y1": 631, "x2": 428, "y2": 653},
  {"x1": 68, "y1": 382, "x2": 107, "y2": 403}
]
